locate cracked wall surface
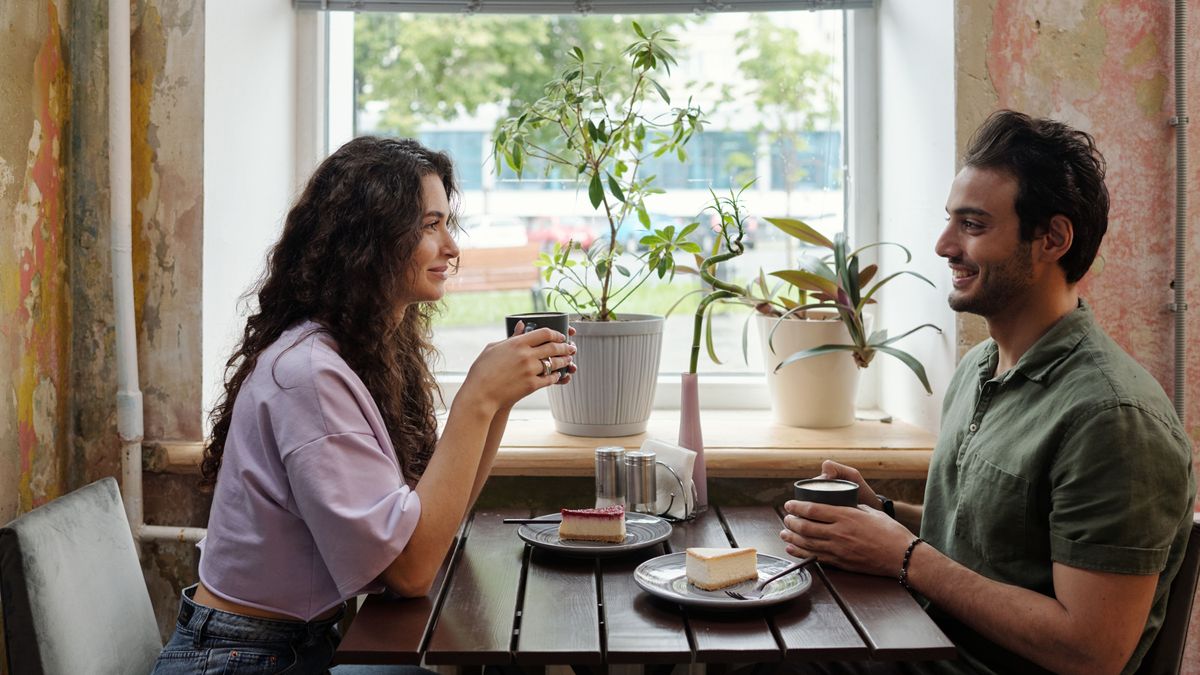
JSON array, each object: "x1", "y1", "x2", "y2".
[
  {"x1": 1, "y1": 0, "x2": 207, "y2": 641},
  {"x1": 957, "y1": 1, "x2": 1199, "y2": 451}
]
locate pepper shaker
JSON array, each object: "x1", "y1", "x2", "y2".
[
  {"x1": 624, "y1": 450, "x2": 657, "y2": 514},
  {"x1": 594, "y1": 446, "x2": 625, "y2": 508}
]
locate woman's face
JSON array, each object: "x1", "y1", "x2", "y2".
[{"x1": 397, "y1": 173, "x2": 459, "y2": 310}]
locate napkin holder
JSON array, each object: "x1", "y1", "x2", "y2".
[{"x1": 638, "y1": 438, "x2": 697, "y2": 521}]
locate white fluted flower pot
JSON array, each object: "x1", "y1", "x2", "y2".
[
  {"x1": 756, "y1": 312, "x2": 862, "y2": 428},
  {"x1": 549, "y1": 314, "x2": 663, "y2": 437}
]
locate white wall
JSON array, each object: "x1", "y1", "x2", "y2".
[
  {"x1": 203, "y1": 3, "x2": 307, "y2": 426},
  {"x1": 875, "y1": 0, "x2": 958, "y2": 432}
]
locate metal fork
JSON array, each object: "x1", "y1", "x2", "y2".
[{"x1": 724, "y1": 556, "x2": 817, "y2": 600}]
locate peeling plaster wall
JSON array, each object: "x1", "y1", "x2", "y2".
[
  {"x1": 2, "y1": 0, "x2": 209, "y2": 644},
  {"x1": 957, "y1": 1, "x2": 1200, "y2": 668},
  {"x1": 956, "y1": 0, "x2": 1199, "y2": 444},
  {"x1": 0, "y1": 1, "x2": 72, "y2": 525}
]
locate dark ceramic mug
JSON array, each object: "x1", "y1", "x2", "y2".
[
  {"x1": 793, "y1": 478, "x2": 859, "y2": 507},
  {"x1": 505, "y1": 312, "x2": 570, "y2": 376}
]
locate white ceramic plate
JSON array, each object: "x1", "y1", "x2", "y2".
[
  {"x1": 517, "y1": 513, "x2": 672, "y2": 557},
  {"x1": 634, "y1": 551, "x2": 813, "y2": 610}
]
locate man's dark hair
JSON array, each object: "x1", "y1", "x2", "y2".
[{"x1": 963, "y1": 110, "x2": 1109, "y2": 283}]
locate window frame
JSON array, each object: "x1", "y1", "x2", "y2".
[{"x1": 315, "y1": 5, "x2": 879, "y2": 411}]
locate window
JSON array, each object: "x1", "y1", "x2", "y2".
[{"x1": 326, "y1": 4, "x2": 867, "y2": 408}]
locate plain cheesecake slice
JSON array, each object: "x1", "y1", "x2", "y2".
[
  {"x1": 558, "y1": 505, "x2": 627, "y2": 543},
  {"x1": 686, "y1": 547, "x2": 759, "y2": 590}
]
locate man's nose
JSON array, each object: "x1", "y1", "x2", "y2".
[{"x1": 934, "y1": 222, "x2": 956, "y2": 259}]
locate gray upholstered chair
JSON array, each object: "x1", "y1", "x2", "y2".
[
  {"x1": 1136, "y1": 513, "x2": 1200, "y2": 675},
  {"x1": 1, "y1": 477, "x2": 161, "y2": 675}
]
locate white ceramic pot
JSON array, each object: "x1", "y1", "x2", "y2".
[
  {"x1": 756, "y1": 312, "x2": 861, "y2": 428},
  {"x1": 548, "y1": 313, "x2": 663, "y2": 436}
]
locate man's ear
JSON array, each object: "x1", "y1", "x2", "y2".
[{"x1": 1035, "y1": 214, "x2": 1074, "y2": 264}]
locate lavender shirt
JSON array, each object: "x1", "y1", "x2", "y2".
[{"x1": 199, "y1": 321, "x2": 422, "y2": 620}]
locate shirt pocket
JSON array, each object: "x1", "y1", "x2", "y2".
[{"x1": 954, "y1": 456, "x2": 1031, "y2": 565}]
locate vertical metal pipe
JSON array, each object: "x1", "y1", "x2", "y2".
[
  {"x1": 1172, "y1": 0, "x2": 1188, "y2": 423},
  {"x1": 110, "y1": 0, "x2": 145, "y2": 535}
]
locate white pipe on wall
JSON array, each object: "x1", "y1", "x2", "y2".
[
  {"x1": 110, "y1": 0, "x2": 204, "y2": 545},
  {"x1": 109, "y1": 0, "x2": 146, "y2": 534}
]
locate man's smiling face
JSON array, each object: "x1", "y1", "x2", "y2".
[{"x1": 936, "y1": 166, "x2": 1035, "y2": 318}]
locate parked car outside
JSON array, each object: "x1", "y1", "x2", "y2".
[
  {"x1": 457, "y1": 214, "x2": 529, "y2": 249},
  {"x1": 526, "y1": 215, "x2": 597, "y2": 250}
]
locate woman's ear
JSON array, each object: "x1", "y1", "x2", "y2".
[{"x1": 1035, "y1": 214, "x2": 1074, "y2": 265}]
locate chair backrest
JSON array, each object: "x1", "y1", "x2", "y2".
[
  {"x1": 0, "y1": 477, "x2": 161, "y2": 675},
  {"x1": 1136, "y1": 513, "x2": 1200, "y2": 675}
]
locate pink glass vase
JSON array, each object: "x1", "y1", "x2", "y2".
[{"x1": 678, "y1": 372, "x2": 708, "y2": 512}]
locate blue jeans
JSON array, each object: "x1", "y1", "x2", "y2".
[{"x1": 151, "y1": 585, "x2": 427, "y2": 675}]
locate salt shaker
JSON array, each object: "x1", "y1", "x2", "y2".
[
  {"x1": 624, "y1": 450, "x2": 657, "y2": 514},
  {"x1": 594, "y1": 446, "x2": 625, "y2": 508}
]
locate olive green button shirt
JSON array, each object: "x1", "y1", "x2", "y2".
[{"x1": 918, "y1": 302, "x2": 1195, "y2": 675}]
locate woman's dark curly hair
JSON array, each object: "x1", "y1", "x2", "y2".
[{"x1": 201, "y1": 136, "x2": 457, "y2": 488}]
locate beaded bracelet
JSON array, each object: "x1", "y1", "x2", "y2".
[{"x1": 899, "y1": 537, "x2": 923, "y2": 591}]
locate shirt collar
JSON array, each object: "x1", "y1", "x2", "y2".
[{"x1": 974, "y1": 300, "x2": 1093, "y2": 386}]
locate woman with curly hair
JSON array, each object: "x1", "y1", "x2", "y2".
[{"x1": 152, "y1": 137, "x2": 575, "y2": 674}]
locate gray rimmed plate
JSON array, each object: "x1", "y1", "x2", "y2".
[
  {"x1": 517, "y1": 513, "x2": 672, "y2": 557},
  {"x1": 634, "y1": 551, "x2": 813, "y2": 610}
]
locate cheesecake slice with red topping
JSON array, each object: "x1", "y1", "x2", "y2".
[{"x1": 558, "y1": 505, "x2": 627, "y2": 543}]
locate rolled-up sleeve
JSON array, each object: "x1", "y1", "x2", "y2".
[
  {"x1": 283, "y1": 432, "x2": 422, "y2": 597},
  {"x1": 1049, "y1": 402, "x2": 1191, "y2": 574}
]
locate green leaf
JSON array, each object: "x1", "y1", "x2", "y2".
[
  {"x1": 607, "y1": 173, "x2": 625, "y2": 202},
  {"x1": 773, "y1": 344, "x2": 858, "y2": 373},
  {"x1": 637, "y1": 204, "x2": 651, "y2": 228},
  {"x1": 770, "y1": 270, "x2": 839, "y2": 298},
  {"x1": 632, "y1": 21, "x2": 646, "y2": 38},
  {"x1": 766, "y1": 217, "x2": 835, "y2": 249},
  {"x1": 875, "y1": 345, "x2": 934, "y2": 394},
  {"x1": 874, "y1": 323, "x2": 942, "y2": 347},
  {"x1": 615, "y1": 264, "x2": 631, "y2": 277},
  {"x1": 860, "y1": 270, "x2": 937, "y2": 306},
  {"x1": 588, "y1": 173, "x2": 604, "y2": 209},
  {"x1": 651, "y1": 79, "x2": 670, "y2": 104}
]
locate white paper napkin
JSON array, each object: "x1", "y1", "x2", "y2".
[{"x1": 639, "y1": 438, "x2": 696, "y2": 520}]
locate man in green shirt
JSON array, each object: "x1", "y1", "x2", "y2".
[{"x1": 781, "y1": 110, "x2": 1195, "y2": 674}]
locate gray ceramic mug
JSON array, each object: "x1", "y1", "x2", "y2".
[{"x1": 793, "y1": 478, "x2": 859, "y2": 507}]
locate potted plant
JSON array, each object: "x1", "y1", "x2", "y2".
[
  {"x1": 674, "y1": 184, "x2": 753, "y2": 511},
  {"x1": 493, "y1": 23, "x2": 703, "y2": 436},
  {"x1": 710, "y1": 217, "x2": 940, "y2": 427}
]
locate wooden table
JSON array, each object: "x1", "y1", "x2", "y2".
[{"x1": 335, "y1": 505, "x2": 956, "y2": 668}]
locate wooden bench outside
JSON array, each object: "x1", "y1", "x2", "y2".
[{"x1": 446, "y1": 242, "x2": 543, "y2": 308}]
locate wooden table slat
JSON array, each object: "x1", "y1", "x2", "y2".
[
  {"x1": 424, "y1": 509, "x2": 528, "y2": 665},
  {"x1": 820, "y1": 568, "x2": 958, "y2": 661},
  {"x1": 334, "y1": 535, "x2": 461, "y2": 665},
  {"x1": 600, "y1": 543, "x2": 693, "y2": 665},
  {"x1": 667, "y1": 510, "x2": 783, "y2": 663},
  {"x1": 720, "y1": 506, "x2": 868, "y2": 660},
  {"x1": 516, "y1": 547, "x2": 604, "y2": 665}
]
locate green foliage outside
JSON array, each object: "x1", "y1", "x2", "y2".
[
  {"x1": 354, "y1": 13, "x2": 692, "y2": 136},
  {"x1": 437, "y1": 281, "x2": 725, "y2": 328}
]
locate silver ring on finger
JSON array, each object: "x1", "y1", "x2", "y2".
[{"x1": 540, "y1": 357, "x2": 553, "y2": 377}]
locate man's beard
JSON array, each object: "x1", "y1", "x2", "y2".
[{"x1": 947, "y1": 240, "x2": 1034, "y2": 317}]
